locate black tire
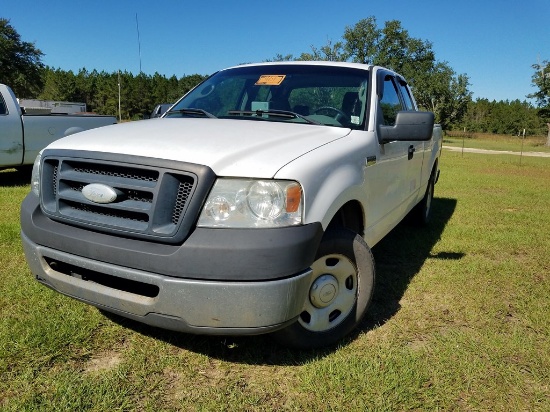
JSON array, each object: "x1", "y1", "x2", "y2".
[
  {"x1": 273, "y1": 228, "x2": 375, "y2": 349},
  {"x1": 410, "y1": 171, "x2": 435, "y2": 226}
]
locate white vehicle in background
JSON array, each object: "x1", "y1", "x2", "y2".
[
  {"x1": 18, "y1": 98, "x2": 87, "y2": 114},
  {"x1": 0, "y1": 84, "x2": 116, "y2": 170},
  {"x1": 21, "y1": 62, "x2": 442, "y2": 348}
]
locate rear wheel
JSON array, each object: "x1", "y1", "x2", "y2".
[
  {"x1": 410, "y1": 170, "x2": 435, "y2": 226},
  {"x1": 273, "y1": 228, "x2": 375, "y2": 349}
]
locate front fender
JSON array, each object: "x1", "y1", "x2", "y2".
[
  {"x1": 305, "y1": 163, "x2": 365, "y2": 230},
  {"x1": 275, "y1": 131, "x2": 375, "y2": 231}
]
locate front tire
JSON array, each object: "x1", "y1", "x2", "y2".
[{"x1": 273, "y1": 228, "x2": 375, "y2": 349}]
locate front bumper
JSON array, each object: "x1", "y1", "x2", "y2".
[{"x1": 21, "y1": 194, "x2": 323, "y2": 333}]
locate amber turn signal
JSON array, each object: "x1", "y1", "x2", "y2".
[{"x1": 286, "y1": 183, "x2": 302, "y2": 213}]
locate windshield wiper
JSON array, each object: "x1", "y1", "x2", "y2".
[
  {"x1": 227, "y1": 109, "x2": 321, "y2": 125},
  {"x1": 166, "y1": 108, "x2": 217, "y2": 118}
]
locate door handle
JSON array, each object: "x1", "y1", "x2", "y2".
[{"x1": 408, "y1": 145, "x2": 415, "y2": 160}]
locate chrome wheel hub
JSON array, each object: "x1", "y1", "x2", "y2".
[{"x1": 309, "y1": 274, "x2": 339, "y2": 308}]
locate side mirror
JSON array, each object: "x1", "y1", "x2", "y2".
[{"x1": 378, "y1": 111, "x2": 434, "y2": 143}]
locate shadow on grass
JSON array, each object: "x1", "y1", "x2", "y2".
[
  {"x1": 359, "y1": 197, "x2": 460, "y2": 333},
  {"x1": 0, "y1": 168, "x2": 32, "y2": 187},
  {"x1": 103, "y1": 197, "x2": 459, "y2": 365}
]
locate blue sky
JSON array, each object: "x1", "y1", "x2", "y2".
[{"x1": 2, "y1": 0, "x2": 549, "y2": 102}]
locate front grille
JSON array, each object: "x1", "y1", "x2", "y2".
[
  {"x1": 172, "y1": 180, "x2": 194, "y2": 224},
  {"x1": 72, "y1": 163, "x2": 159, "y2": 182},
  {"x1": 40, "y1": 153, "x2": 214, "y2": 243}
]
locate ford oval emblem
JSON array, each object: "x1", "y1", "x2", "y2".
[{"x1": 82, "y1": 183, "x2": 118, "y2": 204}]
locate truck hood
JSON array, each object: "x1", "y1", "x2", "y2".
[{"x1": 46, "y1": 118, "x2": 351, "y2": 177}]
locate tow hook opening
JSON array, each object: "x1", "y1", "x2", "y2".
[{"x1": 44, "y1": 257, "x2": 160, "y2": 298}]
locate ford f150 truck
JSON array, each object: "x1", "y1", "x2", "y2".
[
  {"x1": 0, "y1": 84, "x2": 116, "y2": 170},
  {"x1": 21, "y1": 62, "x2": 442, "y2": 348}
]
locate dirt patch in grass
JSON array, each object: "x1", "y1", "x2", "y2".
[
  {"x1": 84, "y1": 350, "x2": 123, "y2": 374},
  {"x1": 162, "y1": 359, "x2": 300, "y2": 410}
]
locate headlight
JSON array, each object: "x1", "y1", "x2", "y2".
[
  {"x1": 198, "y1": 179, "x2": 303, "y2": 228},
  {"x1": 31, "y1": 152, "x2": 42, "y2": 197}
]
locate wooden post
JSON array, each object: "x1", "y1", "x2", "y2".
[
  {"x1": 462, "y1": 127, "x2": 465, "y2": 157},
  {"x1": 520, "y1": 129, "x2": 525, "y2": 165}
]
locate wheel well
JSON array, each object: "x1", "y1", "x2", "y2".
[{"x1": 327, "y1": 200, "x2": 364, "y2": 236}]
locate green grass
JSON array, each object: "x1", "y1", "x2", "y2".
[
  {"x1": 1, "y1": 153, "x2": 549, "y2": 411},
  {"x1": 444, "y1": 132, "x2": 550, "y2": 153}
]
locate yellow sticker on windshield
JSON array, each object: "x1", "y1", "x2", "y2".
[{"x1": 255, "y1": 75, "x2": 286, "y2": 86}]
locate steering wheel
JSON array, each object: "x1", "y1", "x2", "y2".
[{"x1": 313, "y1": 106, "x2": 350, "y2": 124}]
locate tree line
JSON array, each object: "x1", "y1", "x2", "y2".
[
  {"x1": 2, "y1": 16, "x2": 549, "y2": 139},
  {"x1": 30, "y1": 67, "x2": 549, "y2": 136},
  {"x1": 39, "y1": 68, "x2": 207, "y2": 120},
  {"x1": 455, "y1": 98, "x2": 546, "y2": 136}
]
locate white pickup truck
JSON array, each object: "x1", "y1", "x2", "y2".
[
  {"x1": 0, "y1": 84, "x2": 116, "y2": 170},
  {"x1": 21, "y1": 62, "x2": 442, "y2": 348}
]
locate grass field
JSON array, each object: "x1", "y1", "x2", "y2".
[
  {"x1": 444, "y1": 132, "x2": 550, "y2": 154},
  {"x1": 1, "y1": 149, "x2": 549, "y2": 411}
]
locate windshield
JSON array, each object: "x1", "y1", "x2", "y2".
[{"x1": 166, "y1": 64, "x2": 369, "y2": 129}]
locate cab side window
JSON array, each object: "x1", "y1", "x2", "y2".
[
  {"x1": 399, "y1": 81, "x2": 415, "y2": 111},
  {"x1": 380, "y1": 76, "x2": 403, "y2": 126},
  {"x1": 0, "y1": 95, "x2": 7, "y2": 115}
]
